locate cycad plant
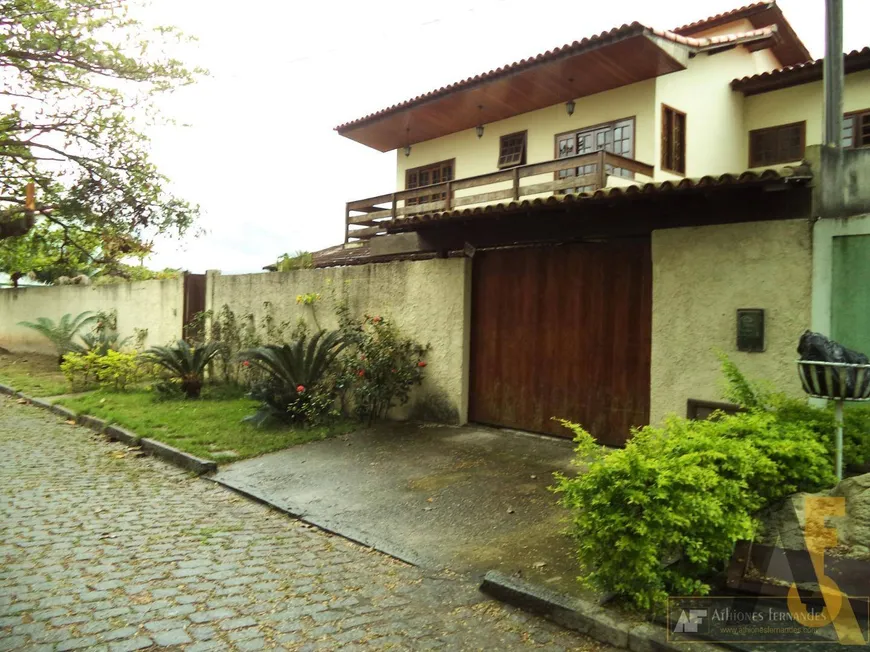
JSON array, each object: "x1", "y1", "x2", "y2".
[
  {"x1": 80, "y1": 329, "x2": 132, "y2": 356},
  {"x1": 18, "y1": 311, "x2": 98, "y2": 364},
  {"x1": 145, "y1": 340, "x2": 222, "y2": 398},
  {"x1": 240, "y1": 330, "x2": 345, "y2": 425}
]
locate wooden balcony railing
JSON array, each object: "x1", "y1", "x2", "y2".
[{"x1": 345, "y1": 150, "x2": 654, "y2": 242}]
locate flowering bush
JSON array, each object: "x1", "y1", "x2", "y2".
[{"x1": 337, "y1": 313, "x2": 430, "y2": 424}]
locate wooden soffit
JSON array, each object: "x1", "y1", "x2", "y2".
[{"x1": 336, "y1": 26, "x2": 689, "y2": 152}]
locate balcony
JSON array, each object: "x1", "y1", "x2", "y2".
[{"x1": 345, "y1": 151, "x2": 655, "y2": 242}]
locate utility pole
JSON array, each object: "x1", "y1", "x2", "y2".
[{"x1": 823, "y1": 0, "x2": 844, "y2": 147}]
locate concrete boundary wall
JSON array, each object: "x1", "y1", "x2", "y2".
[
  {"x1": 206, "y1": 258, "x2": 472, "y2": 423},
  {"x1": 0, "y1": 278, "x2": 185, "y2": 354}
]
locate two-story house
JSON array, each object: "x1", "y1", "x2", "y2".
[{"x1": 322, "y1": 1, "x2": 870, "y2": 445}]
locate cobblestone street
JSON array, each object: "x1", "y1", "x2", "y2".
[{"x1": 0, "y1": 398, "x2": 608, "y2": 651}]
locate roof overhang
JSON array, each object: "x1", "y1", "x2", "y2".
[
  {"x1": 732, "y1": 47, "x2": 870, "y2": 95},
  {"x1": 673, "y1": 1, "x2": 810, "y2": 66},
  {"x1": 336, "y1": 24, "x2": 689, "y2": 152}
]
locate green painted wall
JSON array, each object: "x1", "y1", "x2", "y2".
[{"x1": 832, "y1": 234, "x2": 870, "y2": 356}]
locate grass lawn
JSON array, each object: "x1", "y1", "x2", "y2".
[
  {"x1": 0, "y1": 352, "x2": 69, "y2": 397},
  {"x1": 57, "y1": 387, "x2": 355, "y2": 462}
]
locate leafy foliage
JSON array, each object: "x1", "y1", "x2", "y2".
[
  {"x1": 145, "y1": 340, "x2": 221, "y2": 398},
  {"x1": 336, "y1": 311, "x2": 430, "y2": 424},
  {"x1": 554, "y1": 412, "x2": 835, "y2": 612},
  {"x1": 17, "y1": 311, "x2": 97, "y2": 361},
  {"x1": 62, "y1": 349, "x2": 143, "y2": 391},
  {"x1": 0, "y1": 0, "x2": 203, "y2": 279},
  {"x1": 240, "y1": 330, "x2": 345, "y2": 425},
  {"x1": 275, "y1": 251, "x2": 313, "y2": 272},
  {"x1": 720, "y1": 354, "x2": 870, "y2": 469}
]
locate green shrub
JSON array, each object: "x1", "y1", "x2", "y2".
[
  {"x1": 240, "y1": 330, "x2": 345, "y2": 426},
  {"x1": 554, "y1": 411, "x2": 835, "y2": 612},
  {"x1": 62, "y1": 350, "x2": 145, "y2": 392},
  {"x1": 720, "y1": 353, "x2": 870, "y2": 469},
  {"x1": 336, "y1": 314, "x2": 430, "y2": 424}
]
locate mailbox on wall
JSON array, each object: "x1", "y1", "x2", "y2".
[{"x1": 737, "y1": 309, "x2": 765, "y2": 352}]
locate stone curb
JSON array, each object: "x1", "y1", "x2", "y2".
[
  {"x1": 7, "y1": 392, "x2": 216, "y2": 476},
  {"x1": 0, "y1": 383, "x2": 15, "y2": 396},
  {"x1": 140, "y1": 438, "x2": 217, "y2": 475},
  {"x1": 105, "y1": 424, "x2": 141, "y2": 447},
  {"x1": 480, "y1": 571, "x2": 728, "y2": 652}
]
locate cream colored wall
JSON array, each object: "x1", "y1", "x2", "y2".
[
  {"x1": 654, "y1": 27, "x2": 783, "y2": 180},
  {"x1": 395, "y1": 78, "x2": 657, "y2": 198},
  {"x1": 0, "y1": 279, "x2": 185, "y2": 354},
  {"x1": 207, "y1": 259, "x2": 471, "y2": 423},
  {"x1": 650, "y1": 219, "x2": 812, "y2": 424},
  {"x1": 744, "y1": 70, "x2": 870, "y2": 159}
]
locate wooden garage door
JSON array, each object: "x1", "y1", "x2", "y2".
[{"x1": 469, "y1": 240, "x2": 652, "y2": 445}]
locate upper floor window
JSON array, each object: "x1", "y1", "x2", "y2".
[
  {"x1": 555, "y1": 118, "x2": 635, "y2": 191},
  {"x1": 749, "y1": 122, "x2": 805, "y2": 167},
  {"x1": 661, "y1": 105, "x2": 686, "y2": 175},
  {"x1": 843, "y1": 110, "x2": 870, "y2": 149},
  {"x1": 498, "y1": 131, "x2": 527, "y2": 169},
  {"x1": 405, "y1": 159, "x2": 454, "y2": 206}
]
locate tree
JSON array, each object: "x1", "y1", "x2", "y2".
[{"x1": 0, "y1": 0, "x2": 203, "y2": 281}]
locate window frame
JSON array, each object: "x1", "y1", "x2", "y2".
[
  {"x1": 661, "y1": 104, "x2": 687, "y2": 176},
  {"x1": 497, "y1": 131, "x2": 527, "y2": 169},
  {"x1": 552, "y1": 116, "x2": 637, "y2": 191},
  {"x1": 748, "y1": 121, "x2": 806, "y2": 168},
  {"x1": 404, "y1": 158, "x2": 455, "y2": 207},
  {"x1": 843, "y1": 108, "x2": 870, "y2": 149}
]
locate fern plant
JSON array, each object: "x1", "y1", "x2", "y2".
[
  {"x1": 17, "y1": 311, "x2": 98, "y2": 363},
  {"x1": 145, "y1": 340, "x2": 222, "y2": 398},
  {"x1": 80, "y1": 330, "x2": 132, "y2": 356},
  {"x1": 240, "y1": 330, "x2": 345, "y2": 425}
]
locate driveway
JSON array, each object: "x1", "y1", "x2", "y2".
[
  {"x1": 0, "y1": 397, "x2": 609, "y2": 651},
  {"x1": 214, "y1": 422, "x2": 590, "y2": 598}
]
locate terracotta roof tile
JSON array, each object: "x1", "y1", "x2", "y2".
[
  {"x1": 671, "y1": 1, "x2": 772, "y2": 34},
  {"x1": 732, "y1": 47, "x2": 870, "y2": 94},
  {"x1": 382, "y1": 165, "x2": 810, "y2": 231}
]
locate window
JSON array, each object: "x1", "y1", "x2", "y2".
[
  {"x1": 661, "y1": 105, "x2": 686, "y2": 175},
  {"x1": 405, "y1": 159, "x2": 454, "y2": 207},
  {"x1": 843, "y1": 110, "x2": 870, "y2": 149},
  {"x1": 498, "y1": 131, "x2": 527, "y2": 168},
  {"x1": 748, "y1": 122, "x2": 805, "y2": 167},
  {"x1": 554, "y1": 118, "x2": 635, "y2": 192}
]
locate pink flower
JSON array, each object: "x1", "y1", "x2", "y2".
[
  {"x1": 372, "y1": 316, "x2": 382, "y2": 324},
  {"x1": 296, "y1": 385, "x2": 305, "y2": 393},
  {"x1": 358, "y1": 369, "x2": 365, "y2": 377},
  {"x1": 417, "y1": 361, "x2": 427, "y2": 368},
  {"x1": 242, "y1": 360, "x2": 250, "y2": 367}
]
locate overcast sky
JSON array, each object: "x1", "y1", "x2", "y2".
[{"x1": 141, "y1": 0, "x2": 869, "y2": 274}]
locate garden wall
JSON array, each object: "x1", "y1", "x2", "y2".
[
  {"x1": 650, "y1": 218, "x2": 813, "y2": 424},
  {"x1": 206, "y1": 258, "x2": 472, "y2": 423},
  {"x1": 0, "y1": 278, "x2": 185, "y2": 355}
]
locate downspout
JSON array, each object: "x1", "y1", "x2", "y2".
[{"x1": 823, "y1": 0, "x2": 844, "y2": 147}]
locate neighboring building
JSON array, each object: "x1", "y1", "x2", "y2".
[{"x1": 318, "y1": 1, "x2": 870, "y2": 445}]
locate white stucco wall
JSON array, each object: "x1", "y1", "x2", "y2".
[
  {"x1": 0, "y1": 278, "x2": 185, "y2": 354},
  {"x1": 207, "y1": 259, "x2": 471, "y2": 423},
  {"x1": 650, "y1": 219, "x2": 813, "y2": 423}
]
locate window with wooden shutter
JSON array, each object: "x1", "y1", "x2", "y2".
[
  {"x1": 554, "y1": 117, "x2": 635, "y2": 193},
  {"x1": 405, "y1": 159, "x2": 454, "y2": 208},
  {"x1": 843, "y1": 110, "x2": 870, "y2": 149},
  {"x1": 661, "y1": 105, "x2": 686, "y2": 175},
  {"x1": 748, "y1": 122, "x2": 805, "y2": 167},
  {"x1": 497, "y1": 131, "x2": 526, "y2": 169}
]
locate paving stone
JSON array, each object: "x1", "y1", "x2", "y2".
[
  {"x1": 151, "y1": 628, "x2": 193, "y2": 646},
  {"x1": 0, "y1": 399, "x2": 611, "y2": 652}
]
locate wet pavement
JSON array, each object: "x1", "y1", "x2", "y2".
[
  {"x1": 0, "y1": 397, "x2": 611, "y2": 651},
  {"x1": 213, "y1": 422, "x2": 591, "y2": 598}
]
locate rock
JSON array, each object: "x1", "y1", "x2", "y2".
[{"x1": 759, "y1": 473, "x2": 870, "y2": 559}]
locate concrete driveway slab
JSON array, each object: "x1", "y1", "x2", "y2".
[{"x1": 214, "y1": 422, "x2": 592, "y2": 597}]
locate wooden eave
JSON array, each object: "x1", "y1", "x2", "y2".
[
  {"x1": 673, "y1": 1, "x2": 810, "y2": 66},
  {"x1": 336, "y1": 26, "x2": 689, "y2": 152}
]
